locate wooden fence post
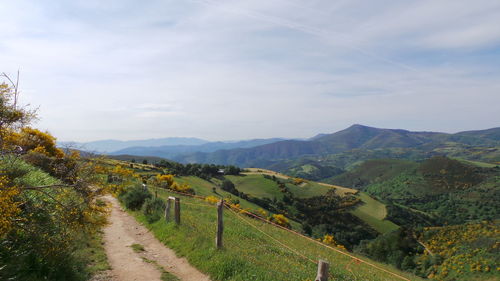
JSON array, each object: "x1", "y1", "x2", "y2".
[
  {"x1": 174, "y1": 197, "x2": 181, "y2": 225},
  {"x1": 216, "y1": 199, "x2": 224, "y2": 249},
  {"x1": 315, "y1": 260, "x2": 329, "y2": 281},
  {"x1": 165, "y1": 198, "x2": 171, "y2": 221}
]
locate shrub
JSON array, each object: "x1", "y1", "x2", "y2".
[
  {"x1": 142, "y1": 197, "x2": 165, "y2": 223},
  {"x1": 205, "y1": 195, "x2": 220, "y2": 205},
  {"x1": 221, "y1": 179, "x2": 237, "y2": 194},
  {"x1": 270, "y1": 214, "x2": 291, "y2": 228},
  {"x1": 120, "y1": 186, "x2": 152, "y2": 210},
  {"x1": 293, "y1": 177, "x2": 307, "y2": 185},
  {"x1": 170, "y1": 182, "x2": 195, "y2": 194}
]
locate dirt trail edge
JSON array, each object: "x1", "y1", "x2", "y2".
[{"x1": 101, "y1": 195, "x2": 211, "y2": 281}]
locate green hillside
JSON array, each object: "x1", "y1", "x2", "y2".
[
  {"x1": 225, "y1": 174, "x2": 284, "y2": 200},
  {"x1": 310, "y1": 155, "x2": 500, "y2": 280},
  {"x1": 172, "y1": 175, "x2": 277, "y2": 215},
  {"x1": 418, "y1": 221, "x2": 499, "y2": 281},
  {"x1": 329, "y1": 159, "x2": 418, "y2": 189},
  {"x1": 123, "y1": 186, "x2": 422, "y2": 281},
  {"x1": 227, "y1": 170, "x2": 397, "y2": 234},
  {"x1": 224, "y1": 170, "x2": 395, "y2": 235},
  {"x1": 351, "y1": 193, "x2": 399, "y2": 234},
  {"x1": 355, "y1": 157, "x2": 498, "y2": 225},
  {"x1": 171, "y1": 125, "x2": 500, "y2": 168},
  {"x1": 110, "y1": 156, "x2": 499, "y2": 280}
]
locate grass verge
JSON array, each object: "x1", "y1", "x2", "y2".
[{"x1": 73, "y1": 229, "x2": 111, "y2": 279}]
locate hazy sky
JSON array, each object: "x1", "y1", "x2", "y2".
[{"x1": 1, "y1": 0, "x2": 499, "y2": 142}]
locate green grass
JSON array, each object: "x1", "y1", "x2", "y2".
[
  {"x1": 141, "y1": 257, "x2": 180, "y2": 281},
  {"x1": 225, "y1": 174, "x2": 283, "y2": 200},
  {"x1": 161, "y1": 271, "x2": 180, "y2": 281},
  {"x1": 227, "y1": 174, "x2": 333, "y2": 199},
  {"x1": 73, "y1": 229, "x2": 111, "y2": 278},
  {"x1": 172, "y1": 176, "x2": 269, "y2": 212},
  {"x1": 131, "y1": 243, "x2": 146, "y2": 253},
  {"x1": 126, "y1": 188, "x2": 423, "y2": 281},
  {"x1": 286, "y1": 181, "x2": 331, "y2": 198},
  {"x1": 350, "y1": 193, "x2": 399, "y2": 234},
  {"x1": 452, "y1": 158, "x2": 498, "y2": 168}
]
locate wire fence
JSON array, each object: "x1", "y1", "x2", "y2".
[{"x1": 155, "y1": 187, "x2": 412, "y2": 281}]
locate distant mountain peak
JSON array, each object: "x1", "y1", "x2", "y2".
[{"x1": 349, "y1": 124, "x2": 371, "y2": 128}]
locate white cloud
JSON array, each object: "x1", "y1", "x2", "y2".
[{"x1": 1, "y1": 0, "x2": 499, "y2": 142}]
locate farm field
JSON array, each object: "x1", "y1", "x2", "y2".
[
  {"x1": 452, "y1": 158, "x2": 498, "y2": 168},
  {"x1": 225, "y1": 174, "x2": 283, "y2": 200},
  {"x1": 244, "y1": 167, "x2": 357, "y2": 196},
  {"x1": 285, "y1": 181, "x2": 331, "y2": 198},
  {"x1": 232, "y1": 169, "x2": 397, "y2": 234},
  {"x1": 172, "y1": 168, "x2": 400, "y2": 235},
  {"x1": 350, "y1": 193, "x2": 399, "y2": 234},
  {"x1": 173, "y1": 176, "x2": 269, "y2": 213}
]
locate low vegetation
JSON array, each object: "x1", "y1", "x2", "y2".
[
  {"x1": 0, "y1": 81, "x2": 110, "y2": 280},
  {"x1": 117, "y1": 183, "x2": 420, "y2": 281},
  {"x1": 417, "y1": 221, "x2": 499, "y2": 281}
]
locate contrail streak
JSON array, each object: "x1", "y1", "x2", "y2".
[{"x1": 190, "y1": 0, "x2": 421, "y2": 73}]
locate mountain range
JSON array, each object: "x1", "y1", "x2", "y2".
[
  {"x1": 67, "y1": 124, "x2": 500, "y2": 172},
  {"x1": 169, "y1": 124, "x2": 500, "y2": 166},
  {"x1": 60, "y1": 137, "x2": 209, "y2": 153},
  {"x1": 109, "y1": 138, "x2": 286, "y2": 159}
]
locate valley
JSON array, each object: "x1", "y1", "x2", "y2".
[{"x1": 98, "y1": 124, "x2": 499, "y2": 281}]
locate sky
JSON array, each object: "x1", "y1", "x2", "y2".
[{"x1": 1, "y1": 0, "x2": 499, "y2": 142}]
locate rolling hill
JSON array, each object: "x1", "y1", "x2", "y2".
[
  {"x1": 60, "y1": 137, "x2": 209, "y2": 153},
  {"x1": 329, "y1": 156, "x2": 500, "y2": 226},
  {"x1": 110, "y1": 138, "x2": 286, "y2": 159},
  {"x1": 108, "y1": 156, "x2": 498, "y2": 281},
  {"x1": 171, "y1": 125, "x2": 500, "y2": 168}
]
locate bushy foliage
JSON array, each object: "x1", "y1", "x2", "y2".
[
  {"x1": 154, "y1": 174, "x2": 174, "y2": 188},
  {"x1": 416, "y1": 221, "x2": 500, "y2": 280},
  {"x1": 0, "y1": 158, "x2": 108, "y2": 281},
  {"x1": 0, "y1": 78, "x2": 110, "y2": 280},
  {"x1": 120, "y1": 186, "x2": 152, "y2": 210},
  {"x1": 322, "y1": 234, "x2": 346, "y2": 251},
  {"x1": 355, "y1": 228, "x2": 422, "y2": 270},
  {"x1": 155, "y1": 160, "x2": 241, "y2": 178},
  {"x1": 170, "y1": 182, "x2": 195, "y2": 194},
  {"x1": 0, "y1": 82, "x2": 36, "y2": 153},
  {"x1": 9, "y1": 127, "x2": 65, "y2": 158},
  {"x1": 221, "y1": 179, "x2": 237, "y2": 193},
  {"x1": 419, "y1": 156, "x2": 484, "y2": 190},
  {"x1": 270, "y1": 214, "x2": 290, "y2": 228},
  {"x1": 205, "y1": 195, "x2": 220, "y2": 204},
  {"x1": 0, "y1": 176, "x2": 20, "y2": 235},
  {"x1": 142, "y1": 197, "x2": 165, "y2": 223},
  {"x1": 293, "y1": 190, "x2": 378, "y2": 249},
  {"x1": 292, "y1": 177, "x2": 306, "y2": 185}
]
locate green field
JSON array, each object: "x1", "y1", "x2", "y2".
[
  {"x1": 225, "y1": 174, "x2": 283, "y2": 200},
  {"x1": 286, "y1": 181, "x2": 331, "y2": 198},
  {"x1": 453, "y1": 158, "x2": 498, "y2": 168},
  {"x1": 235, "y1": 170, "x2": 397, "y2": 234},
  {"x1": 172, "y1": 176, "x2": 269, "y2": 212},
  {"x1": 227, "y1": 174, "x2": 333, "y2": 199},
  {"x1": 128, "y1": 188, "x2": 422, "y2": 281},
  {"x1": 174, "y1": 172, "x2": 400, "y2": 235},
  {"x1": 350, "y1": 193, "x2": 399, "y2": 234}
]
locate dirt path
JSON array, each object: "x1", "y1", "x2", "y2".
[{"x1": 101, "y1": 196, "x2": 211, "y2": 281}]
